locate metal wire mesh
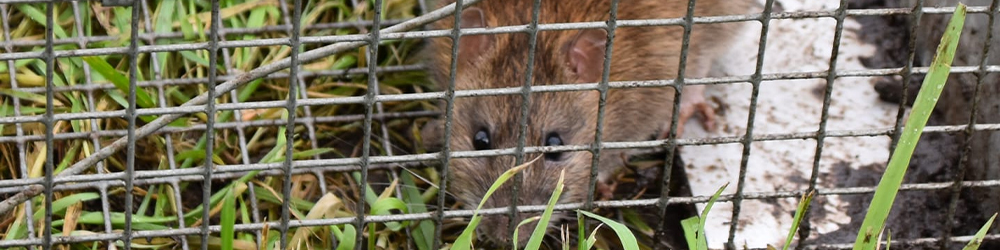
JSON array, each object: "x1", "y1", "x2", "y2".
[{"x1": 0, "y1": 0, "x2": 998, "y2": 249}]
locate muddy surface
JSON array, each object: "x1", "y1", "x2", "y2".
[
  {"x1": 815, "y1": 0, "x2": 1000, "y2": 249},
  {"x1": 677, "y1": 0, "x2": 999, "y2": 248}
]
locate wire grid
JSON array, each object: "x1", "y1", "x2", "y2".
[{"x1": 0, "y1": 0, "x2": 998, "y2": 249}]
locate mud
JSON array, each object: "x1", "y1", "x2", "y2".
[{"x1": 826, "y1": 0, "x2": 1000, "y2": 248}]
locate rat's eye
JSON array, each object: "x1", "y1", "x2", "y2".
[
  {"x1": 473, "y1": 129, "x2": 491, "y2": 150},
  {"x1": 544, "y1": 132, "x2": 564, "y2": 161}
]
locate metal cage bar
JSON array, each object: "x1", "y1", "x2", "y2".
[
  {"x1": 41, "y1": 1, "x2": 55, "y2": 249},
  {"x1": 799, "y1": 0, "x2": 848, "y2": 246},
  {"x1": 726, "y1": 0, "x2": 775, "y2": 248}
]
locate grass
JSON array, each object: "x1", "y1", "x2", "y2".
[
  {"x1": 0, "y1": 0, "x2": 665, "y2": 248},
  {"x1": 851, "y1": 3, "x2": 977, "y2": 250},
  {"x1": 1, "y1": 0, "x2": 997, "y2": 250},
  {"x1": 1, "y1": 0, "x2": 434, "y2": 249}
]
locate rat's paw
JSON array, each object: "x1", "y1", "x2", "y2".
[
  {"x1": 658, "y1": 89, "x2": 717, "y2": 139},
  {"x1": 677, "y1": 86, "x2": 717, "y2": 135},
  {"x1": 679, "y1": 98, "x2": 717, "y2": 133},
  {"x1": 596, "y1": 180, "x2": 618, "y2": 201}
]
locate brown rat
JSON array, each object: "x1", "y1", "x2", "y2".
[{"x1": 420, "y1": 0, "x2": 757, "y2": 246}]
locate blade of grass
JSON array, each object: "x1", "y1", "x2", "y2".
[
  {"x1": 14, "y1": 4, "x2": 68, "y2": 38},
  {"x1": 783, "y1": 191, "x2": 816, "y2": 250},
  {"x1": 681, "y1": 216, "x2": 701, "y2": 250},
  {"x1": 513, "y1": 216, "x2": 541, "y2": 248},
  {"x1": 400, "y1": 170, "x2": 434, "y2": 250},
  {"x1": 137, "y1": 185, "x2": 155, "y2": 217},
  {"x1": 578, "y1": 213, "x2": 586, "y2": 250},
  {"x1": 82, "y1": 56, "x2": 155, "y2": 108},
  {"x1": 332, "y1": 224, "x2": 357, "y2": 250},
  {"x1": 179, "y1": 50, "x2": 224, "y2": 71},
  {"x1": 0, "y1": 103, "x2": 45, "y2": 115},
  {"x1": 221, "y1": 188, "x2": 237, "y2": 250},
  {"x1": 450, "y1": 155, "x2": 542, "y2": 250},
  {"x1": 175, "y1": 149, "x2": 225, "y2": 165},
  {"x1": 32, "y1": 192, "x2": 100, "y2": 220},
  {"x1": 238, "y1": 195, "x2": 253, "y2": 243},
  {"x1": 879, "y1": 229, "x2": 892, "y2": 250},
  {"x1": 577, "y1": 210, "x2": 639, "y2": 250},
  {"x1": 0, "y1": 98, "x2": 8, "y2": 133},
  {"x1": 154, "y1": 0, "x2": 177, "y2": 66},
  {"x1": 852, "y1": 4, "x2": 966, "y2": 250},
  {"x1": 370, "y1": 197, "x2": 408, "y2": 231},
  {"x1": 73, "y1": 212, "x2": 172, "y2": 230},
  {"x1": 622, "y1": 208, "x2": 654, "y2": 236},
  {"x1": 962, "y1": 213, "x2": 997, "y2": 250},
  {"x1": 525, "y1": 169, "x2": 566, "y2": 250},
  {"x1": 368, "y1": 222, "x2": 376, "y2": 250},
  {"x1": 682, "y1": 183, "x2": 728, "y2": 250},
  {"x1": 3, "y1": 207, "x2": 28, "y2": 241},
  {"x1": 584, "y1": 224, "x2": 603, "y2": 250},
  {"x1": 0, "y1": 89, "x2": 56, "y2": 107},
  {"x1": 178, "y1": 0, "x2": 195, "y2": 40}
]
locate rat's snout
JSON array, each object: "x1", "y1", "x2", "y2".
[{"x1": 479, "y1": 213, "x2": 539, "y2": 248}]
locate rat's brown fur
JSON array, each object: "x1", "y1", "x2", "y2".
[{"x1": 420, "y1": 0, "x2": 757, "y2": 246}]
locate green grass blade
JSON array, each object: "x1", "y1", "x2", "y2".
[
  {"x1": 332, "y1": 55, "x2": 358, "y2": 70},
  {"x1": 154, "y1": 0, "x2": 177, "y2": 66},
  {"x1": 82, "y1": 56, "x2": 155, "y2": 108},
  {"x1": 4, "y1": 208, "x2": 28, "y2": 241},
  {"x1": 579, "y1": 213, "x2": 586, "y2": 250},
  {"x1": 577, "y1": 210, "x2": 639, "y2": 250},
  {"x1": 32, "y1": 192, "x2": 100, "y2": 220},
  {"x1": 525, "y1": 169, "x2": 566, "y2": 250},
  {"x1": 0, "y1": 98, "x2": 8, "y2": 133},
  {"x1": 331, "y1": 224, "x2": 357, "y2": 250},
  {"x1": 885, "y1": 230, "x2": 891, "y2": 250},
  {"x1": 370, "y1": 197, "x2": 408, "y2": 231},
  {"x1": 962, "y1": 213, "x2": 997, "y2": 250},
  {"x1": 400, "y1": 170, "x2": 434, "y2": 250},
  {"x1": 0, "y1": 89, "x2": 52, "y2": 106},
  {"x1": 622, "y1": 209, "x2": 654, "y2": 236},
  {"x1": 585, "y1": 224, "x2": 602, "y2": 250},
  {"x1": 681, "y1": 217, "x2": 701, "y2": 250},
  {"x1": 179, "y1": 50, "x2": 221, "y2": 70},
  {"x1": 682, "y1": 183, "x2": 728, "y2": 250},
  {"x1": 14, "y1": 4, "x2": 68, "y2": 38},
  {"x1": 178, "y1": 0, "x2": 195, "y2": 40},
  {"x1": 220, "y1": 188, "x2": 236, "y2": 250},
  {"x1": 783, "y1": 191, "x2": 816, "y2": 250},
  {"x1": 514, "y1": 216, "x2": 541, "y2": 247},
  {"x1": 368, "y1": 222, "x2": 376, "y2": 250},
  {"x1": 852, "y1": 4, "x2": 966, "y2": 250},
  {"x1": 451, "y1": 156, "x2": 542, "y2": 250}
]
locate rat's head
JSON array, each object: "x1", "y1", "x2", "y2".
[{"x1": 421, "y1": 6, "x2": 616, "y2": 247}]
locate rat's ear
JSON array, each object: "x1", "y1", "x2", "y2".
[
  {"x1": 457, "y1": 7, "x2": 493, "y2": 63},
  {"x1": 565, "y1": 29, "x2": 608, "y2": 83}
]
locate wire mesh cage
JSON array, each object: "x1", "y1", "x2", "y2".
[{"x1": 0, "y1": 0, "x2": 998, "y2": 249}]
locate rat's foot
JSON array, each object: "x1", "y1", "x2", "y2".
[
  {"x1": 679, "y1": 96, "x2": 716, "y2": 133},
  {"x1": 662, "y1": 85, "x2": 716, "y2": 139},
  {"x1": 596, "y1": 180, "x2": 618, "y2": 201}
]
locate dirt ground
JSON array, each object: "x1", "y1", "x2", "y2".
[{"x1": 675, "y1": 0, "x2": 999, "y2": 248}]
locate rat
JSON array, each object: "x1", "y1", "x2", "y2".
[{"x1": 419, "y1": 0, "x2": 758, "y2": 246}]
